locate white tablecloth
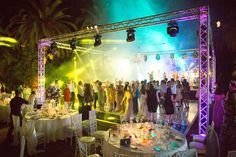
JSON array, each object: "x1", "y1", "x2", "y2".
[
  {"x1": 103, "y1": 124, "x2": 188, "y2": 157},
  {"x1": 0, "y1": 105, "x2": 10, "y2": 123},
  {"x1": 23, "y1": 112, "x2": 78, "y2": 155}
]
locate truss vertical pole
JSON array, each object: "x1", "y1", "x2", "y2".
[
  {"x1": 198, "y1": 6, "x2": 210, "y2": 135},
  {"x1": 211, "y1": 47, "x2": 216, "y2": 92},
  {"x1": 38, "y1": 42, "x2": 46, "y2": 104}
]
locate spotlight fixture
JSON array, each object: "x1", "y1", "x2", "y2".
[
  {"x1": 50, "y1": 42, "x2": 57, "y2": 55},
  {"x1": 156, "y1": 54, "x2": 161, "y2": 60},
  {"x1": 167, "y1": 21, "x2": 179, "y2": 37},
  {"x1": 182, "y1": 52, "x2": 187, "y2": 59},
  {"x1": 144, "y1": 55, "x2": 147, "y2": 62},
  {"x1": 170, "y1": 54, "x2": 174, "y2": 59},
  {"x1": 70, "y1": 38, "x2": 77, "y2": 50},
  {"x1": 94, "y1": 34, "x2": 102, "y2": 47},
  {"x1": 126, "y1": 28, "x2": 135, "y2": 42},
  {"x1": 193, "y1": 51, "x2": 198, "y2": 58}
]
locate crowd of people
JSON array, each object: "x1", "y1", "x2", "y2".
[{"x1": 45, "y1": 78, "x2": 191, "y2": 123}]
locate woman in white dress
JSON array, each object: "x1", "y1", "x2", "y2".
[
  {"x1": 121, "y1": 84, "x2": 134, "y2": 121},
  {"x1": 139, "y1": 83, "x2": 148, "y2": 119}
]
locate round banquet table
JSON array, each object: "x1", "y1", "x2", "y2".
[
  {"x1": 102, "y1": 123, "x2": 188, "y2": 157},
  {"x1": 0, "y1": 105, "x2": 10, "y2": 123},
  {"x1": 24, "y1": 112, "x2": 78, "y2": 143}
]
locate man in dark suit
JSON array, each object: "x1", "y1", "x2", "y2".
[{"x1": 6, "y1": 90, "x2": 29, "y2": 143}]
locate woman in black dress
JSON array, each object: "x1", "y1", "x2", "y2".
[
  {"x1": 164, "y1": 81, "x2": 175, "y2": 123},
  {"x1": 84, "y1": 83, "x2": 93, "y2": 107},
  {"x1": 147, "y1": 83, "x2": 160, "y2": 122}
]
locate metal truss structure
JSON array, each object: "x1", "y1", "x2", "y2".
[
  {"x1": 38, "y1": 6, "x2": 212, "y2": 134},
  {"x1": 198, "y1": 7, "x2": 210, "y2": 134}
]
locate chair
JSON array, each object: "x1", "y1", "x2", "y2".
[
  {"x1": 114, "y1": 152, "x2": 128, "y2": 157},
  {"x1": 20, "y1": 136, "x2": 26, "y2": 157},
  {"x1": 171, "y1": 149, "x2": 198, "y2": 157},
  {"x1": 228, "y1": 150, "x2": 236, "y2": 157},
  {"x1": 75, "y1": 137, "x2": 99, "y2": 157},
  {"x1": 189, "y1": 124, "x2": 220, "y2": 157},
  {"x1": 35, "y1": 129, "x2": 46, "y2": 151},
  {"x1": 88, "y1": 110, "x2": 106, "y2": 153},
  {"x1": 82, "y1": 110, "x2": 96, "y2": 134},
  {"x1": 189, "y1": 125, "x2": 213, "y2": 155},
  {"x1": 12, "y1": 115, "x2": 21, "y2": 145},
  {"x1": 65, "y1": 114, "x2": 82, "y2": 145},
  {"x1": 192, "y1": 122, "x2": 214, "y2": 143}
]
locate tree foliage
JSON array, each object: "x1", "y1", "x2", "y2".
[{"x1": 1, "y1": 0, "x2": 78, "y2": 89}]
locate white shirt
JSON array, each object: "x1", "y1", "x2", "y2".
[
  {"x1": 70, "y1": 83, "x2": 75, "y2": 92},
  {"x1": 78, "y1": 86, "x2": 84, "y2": 96},
  {"x1": 171, "y1": 83, "x2": 177, "y2": 94}
]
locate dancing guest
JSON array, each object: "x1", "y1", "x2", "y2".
[
  {"x1": 63, "y1": 83, "x2": 70, "y2": 108},
  {"x1": 97, "y1": 81, "x2": 106, "y2": 111},
  {"x1": 77, "y1": 81, "x2": 84, "y2": 107},
  {"x1": 121, "y1": 84, "x2": 134, "y2": 121},
  {"x1": 52, "y1": 80, "x2": 60, "y2": 106},
  {"x1": 107, "y1": 83, "x2": 116, "y2": 112},
  {"x1": 93, "y1": 80, "x2": 99, "y2": 109},
  {"x1": 140, "y1": 83, "x2": 148, "y2": 119},
  {"x1": 212, "y1": 84, "x2": 225, "y2": 133},
  {"x1": 146, "y1": 83, "x2": 160, "y2": 122},
  {"x1": 115, "y1": 80, "x2": 124, "y2": 112},
  {"x1": 175, "y1": 80, "x2": 183, "y2": 108},
  {"x1": 171, "y1": 78, "x2": 177, "y2": 99},
  {"x1": 84, "y1": 83, "x2": 93, "y2": 107},
  {"x1": 69, "y1": 80, "x2": 75, "y2": 109},
  {"x1": 132, "y1": 82, "x2": 139, "y2": 116},
  {"x1": 164, "y1": 81, "x2": 175, "y2": 123},
  {"x1": 182, "y1": 79, "x2": 190, "y2": 109},
  {"x1": 160, "y1": 80, "x2": 167, "y2": 107}
]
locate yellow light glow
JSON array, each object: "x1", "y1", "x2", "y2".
[
  {"x1": 79, "y1": 39, "x2": 125, "y2": 44},
  {"x1": 0, "y1": 36, "x2": 18, "y2": 44},
  {"x1": 0, "y1": 42, "x2": 11, "y2": 47}
]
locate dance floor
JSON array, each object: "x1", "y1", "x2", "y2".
[{"x1": 97, "y1": 100, "x2": 198, "y2": 135}]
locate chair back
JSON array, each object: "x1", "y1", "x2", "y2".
[
  {"x1": 171, "y1": 148, "x2": 198, "y2": 157},
  {"x1": 205, "y1": 128, "x2": 220, "y2": 157},
  {"x1": 89, "y1": 110, "x2": 97, "y2": 134},
  {"x1": 73, "y1": 114, "x2": 82, "y2": 137},
  {"x1": 114, "y1": 152, "x2": 128, "y2": 157},
  {"x1": 89, "y1": 110, "x2": 96, "y2": 121},
  {"x1": 227, "y1": 150, "x2": 236, "y2": 157},
  {"x1": 20, "y1": 136, "x2": 26, "y2": 157},
  {"x1": 12, "y1": 115, "x2": 20, "y2": 145},
  {"x1": 78, "y1": 138, "x2": 88, "y2": 157}
]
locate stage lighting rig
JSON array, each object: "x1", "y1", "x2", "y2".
[
  {"x1": 126, "y1": 28, "x2": 135, "y2": 42},
  {"x1": 170, "y1": 53, "x2": 175, "y2": 59},
  {"x1": 70, "y1": 38, "x2": 77, "y2": 50},
  {"x1": 94, "y1": 34, "x2": 102, "y2": 47},
  {"x1": 167, "y1": 21, "x2": 179, "y2": 37},
  {"x1": 156, "y1": 54, "x2": 161, "y2": 60}
]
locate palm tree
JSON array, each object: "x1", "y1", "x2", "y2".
[
  {"x1": 78, "y1": 0, "x2": 110, "y2": 28},
  {"x1": 5, "y1": 0, "x2": 78, "y2": 86},
  {"x1": 7, "y1": 0, "x2": 77, "y2": 51}
]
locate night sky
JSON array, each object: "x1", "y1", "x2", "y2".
[{"x1": 0, "y1": 0, "x2": 235, "y2": 84}]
